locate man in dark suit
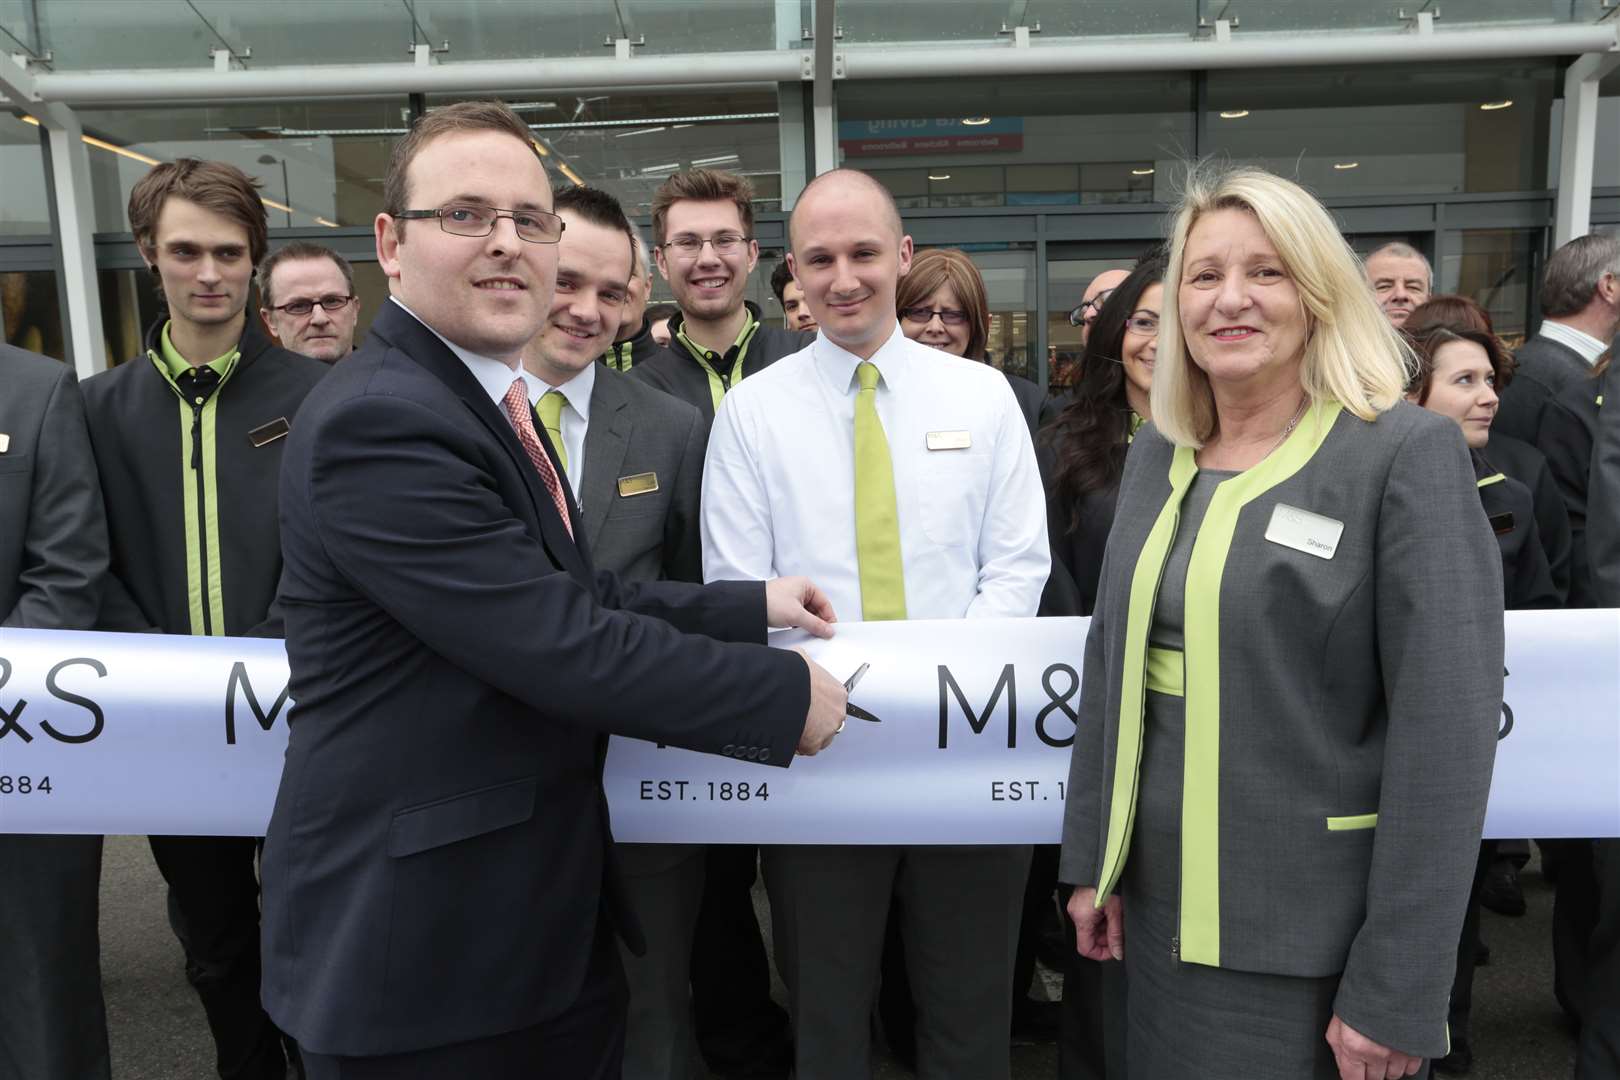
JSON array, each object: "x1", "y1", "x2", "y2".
[
  {"x1": 521, "y1": 184, "x2": 710, "y2": 1078},
  {"x1": 0, "y1": 345, "x2": 111, "y2": 1080},
  {"x1": 260, "y1": 100, "x2": 847, "y2": 1080},
  {"x1": 1496, "y1": 232, "x2": 1620, "y2": 443}
]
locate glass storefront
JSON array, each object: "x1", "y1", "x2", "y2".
[
  {"x1": 0, "y1": 114, "x2": 51, "y2": 236},
  {"x1": 2, "y1": 270, "x2": 64, "y2": 360}
]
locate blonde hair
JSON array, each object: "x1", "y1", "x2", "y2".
[{"x1": 1153, "y1": 163, "x2": 1412, "y2": 447}]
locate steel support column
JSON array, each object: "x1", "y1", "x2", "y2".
[
  {"x1": 1555, "y1": 50, "x2": 1620, "y2": 247},
  {"x1": 809, "y1": 0, "x2": 838, "y2": 176},
  {"x1": 0, "y1": 53, "x2": 107, "y2": 376}
]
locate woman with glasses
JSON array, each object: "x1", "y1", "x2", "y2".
[
  {"x1": 895, "y1": 247, "x2": 1058, "y2": 437},
  {"x1": 1043, "y1": 253, "x2": 1167, "y2": 618}
]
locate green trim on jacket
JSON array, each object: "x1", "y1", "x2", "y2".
[
  {"x1": 1097, "y1": 400, "x2": 1344, "y2": 969},
  {"x1": 673, "y1": 309, "x2": 762, "y2": 415}
]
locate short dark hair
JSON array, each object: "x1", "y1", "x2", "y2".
[
  {"x1": 645, "y1": 302, "x2": 680, "y2": 324},
  {"x1": 383, "y1": 100, "x2": 542, "y2": 224},
  {"x1": 128, "y1": 158, "x2": 268, "y2": 267},
  {"x1": 770, "y1": 260, "x2": 795, "y2": 306},
  {"x1": 650, "y1": 169, "x2": 755, "y2": 247},
  {"x1": 256, "y1": 242, "x2": 355, "y2": 309},
  {"x1": 553, "y1": 185, "x2": 637, "y2": 283},
  {"x1": 1541, "y1": 232, "x2": 1620, "y2": 318}
]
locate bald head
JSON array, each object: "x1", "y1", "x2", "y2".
[
  {"x1": 790, "y1": 169, "x2": 904, "y2": 252},
  {"x1": 786, "y1": 168, "x2": 913, "y2": 360},
  {"x1": 1077, "y1": 268, "x2": 1131, "y2": 344}
]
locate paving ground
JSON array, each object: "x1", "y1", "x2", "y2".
[{"x1": 99, "y1": 835, "x2": 1576, "y2": 1078}]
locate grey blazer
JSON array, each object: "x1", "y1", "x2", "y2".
[
  {"x1": 1059, "y1": 400, "x2": 1502, "y2": 1058},
  {"x1": 0, "y1": 346, "x2": 107, "y2": 629},
  {"x1": 577, "y1": 366, "x2": 706, "y2": 585}
]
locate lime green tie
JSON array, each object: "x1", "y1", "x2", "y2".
[
  {"x1": 536, "y1": 390, "x2": 568, "y2": 472},
  {"x1": 854, "y1": 361, "x2": 907, "y2": 621}
]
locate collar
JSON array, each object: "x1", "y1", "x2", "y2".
[
  {"x1": 155, "y1": 319, "x2": 241, "y2": 379},
  {"x1": 389, "y1": 296, "x2": 520, "y2": 406},
  {"x1": 523, "y1": 360, "x2": 595, "y2": 424},
  {"x1": 672, "y1": 300, "x2": 763, "y2": 365},
  {"x1": 1539, "y1": 319, "x2": 1609, "y2": 365},
  {"x1": 812, "y1": 322, "x2": 910, "y2": 394}
]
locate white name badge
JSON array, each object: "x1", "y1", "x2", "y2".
[
  {"x1": 926, "y1": 430, "x2": 972, "y2": 451},
  {"x1": 1264, "y1": 503, "x2": 1344, "y2": 560}
]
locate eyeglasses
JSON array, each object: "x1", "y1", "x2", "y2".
[
  {"x1": 660, "y1": 233, "x2": 752, "y2": 258},
  {"x1": 1123, "y1": 314, "x2": 1160, "y2": 336},
  {"x1": 899, "y1": 306, "x2": 969, "y2": 326},
  {"x1": 268, "y1": 294, "x2": 356, "y2": 317},
  {"x1": 394, "y1": 203, "x2": 565, "y2": 244},
  {"x1": 1067, "y1": 287, "x2": 1117, "y2": 327}
]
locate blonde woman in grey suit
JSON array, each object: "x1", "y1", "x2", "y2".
[{"x1": 1059, "y1": 165, "x2": 1504, "y2": 1080}]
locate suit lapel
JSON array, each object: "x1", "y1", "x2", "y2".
[
  {"x1": 581, "y1": 374, "x2": 632, "y2": 551},
  {"x1": 369, "y1": 303, "x2": 591, "y2": 582}
]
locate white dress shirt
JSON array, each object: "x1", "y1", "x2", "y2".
[
  {"x1": 701, "y1": 324, "x2": 1049, "y2": 621},
  {"x1": 522, "y1": 362, "x2": 595, "y2": 500},
  {"x1": 1538, "y1": 319, "x2": 1610, "y2": 366}
]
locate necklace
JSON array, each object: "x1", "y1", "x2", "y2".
[{"x1": 1264, "y1": 394, "x2": 1311, "y2": 460}]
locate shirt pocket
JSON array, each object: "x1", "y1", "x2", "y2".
[{"x1": 913, "y1": 450, "x2": 991, "y2": 550}]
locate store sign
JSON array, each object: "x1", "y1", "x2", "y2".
[{"x1": 838, "y1": 118, "x2": 1024, "y2": 158}]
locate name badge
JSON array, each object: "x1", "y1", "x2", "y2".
[
  {"x1": 617, "y1": 472, "x2": 659, "y2": 497},
  {"x1": 248, "y1": 417, "x2": 290, "y2": 447},
  {"x1": 926, "y1": 430, "x2": 971, "y2": 451},
  {"x1": 0, "y1": 433, "x2": 9, "y2": 453},
  {"x1": 1264, "y1": 503, "x2": 1343, "y2": 560},
  {"x1": 1488, "y1": 511, "x2": 1515, "y2": 536}
]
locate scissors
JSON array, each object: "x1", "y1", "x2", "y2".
[{"x1": 838, "y1": 662, "x2": 880, "y2": 733}]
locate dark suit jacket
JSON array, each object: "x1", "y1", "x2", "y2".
[
  {"x1": 1537, "y1": 373, "x2": 1604, "y2": 606},
  {"x1": 0, "y1": 346, "x2": 107, "y2": 629},
  {"x1": 1005, "y1": 372, "x2": 1061, "y2": 440},
  {"x1": 1475, "y1": 455, "x2": 1559, "y2": 610},
  {"x1": 260, "y1": 301, "x2": 810, "y2": 1057},
  {"x1": 1483, "y1": 434, "x2": 1571, "y2": 605},
  {"x1": 577, "y1": 368, "x2": 706, "y2": 585},
  {"x1": 1496, "y1": 332, "x2": 1592, "y2": 444}
]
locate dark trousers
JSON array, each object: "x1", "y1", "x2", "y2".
[
  {"x1": 148, "y1": 835, "x2": 289, "y2": 1080},
  {"x1": 303, "y1": 920, "x2": 628, "y2": 1080},
  {"x1": 689, "y1": 844, "x2": 791, "y2": 1071},
  {"x1": 1577, "y1": 839, "x2": 1620, "y2": 1079},
  {"x1": 0, "y1": 834, "x2": 109, "y2": 1080},
  {"x1": 1543, "y1": 838, "x2": 1600, "y2": 1025},
  {"x1": 1057, "y1": 884, "x2": 1127, "y2": 1080}
]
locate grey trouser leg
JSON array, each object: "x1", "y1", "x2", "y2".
[
  {"x1": 617, "y1": 843, "x2": 706, "y2": 1080},
  {"x1": 0, "y1": 834, "x2": 110, "y2": 1080},
  {"x1": 763, "y1": 844, "x2": 1029, "y2": 1080},
  {"x1": 898, "y1": 845, "x2": 1030, "y2": 1080}
]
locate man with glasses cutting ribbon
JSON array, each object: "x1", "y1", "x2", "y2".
[
  {"x1": 260, "y1": 100, "x2": 849, "y2": 1080},
  {"x1": 702, "y1": 167, "x2": 1050, "y2": 1080}
]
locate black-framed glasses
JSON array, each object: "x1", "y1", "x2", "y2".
[
  {"x1": 660, "y1": 233, "x2": 752, "y2": 258},
  {"x1": 395, "y1": 203, "x2": 565, "y2": 244},
  {"x1": 1067, "y1": 287, "x2": 1118, "y2": 327},
  {"x1": 268, "y1": 294, "x2": 356, "y2": 317},
  {"x1": 899, "y1": 306, "x2": 969, "y2": 326}
]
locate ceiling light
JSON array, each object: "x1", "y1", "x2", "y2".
[
  {"x1": 614, "y1": 126, "x2": 667, "y2": 139},
  {"x1": 961, "y1": 117, "x2": 991, "y2": 126},
  {"x1": 1480, "y1": 100, "x2": 1514, "y2": 111},
  {"x1": 314, "y1": 216, "x2": 340, "y2": 228},
  {"x1": 691, "y1": 153, "x2": 740, "y2": 167},
  {"x1": 1219, "y1": 109, "x2": 1249, "y2": 120},
  {"x1": 559, "y1": 164, "x2": 584, "y2": 186},
  {"x1": 1333, "y1": 161, "x2": 1359, "y2": 170},
  {"x1": 530, "y1": 140, "x2": 551, "y2": 157},
  {"x1": 1131, "y1": 167, "x2": 1156, "y2": 176},
  {"x1": 928, "y1": 173, "x2": 952, "y2": 180},
  {"x1": 639, "y1": 162, "x2": 681, "y2": 175}
]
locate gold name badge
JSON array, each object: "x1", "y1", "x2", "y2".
[
  {"x1": 0, "y1": 433, "x2": 9, "y2": 453},
  {"x1": 926, "y1": 430, "x2": 971, "y2": 451},
  {"x1": 617, "y1": 471, "x2": 659, "y2": 497}
]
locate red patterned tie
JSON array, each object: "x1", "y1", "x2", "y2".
[{"x1": 502, "y1": 378, "x2": 574, "y2": 539}]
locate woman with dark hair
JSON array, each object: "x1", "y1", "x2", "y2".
[
  {"x1": 1406, "y1": 297, "x2": 1570, "y2": 607},
  {"x1": 896, "y1": 247, "x2": 1059, "y2": 437},
  {"x1": 1042, "y1": 253, "x2": 1169, "y2": 616},
  {"x1": 1403, "y1": 322, "x2": 1558, "y2": 1074}
]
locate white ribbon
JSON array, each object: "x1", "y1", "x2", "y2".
[{"x1": 0, "y1": 613, "x2": 1614, "y2": 840}]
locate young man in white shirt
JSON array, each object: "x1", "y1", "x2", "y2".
[{"x1": 701, "y1": 168, "x2": 1050, "y2": 1080}]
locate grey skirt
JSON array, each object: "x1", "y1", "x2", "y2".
[{"x1": 1116, "y1": 690, "x2": 1423, "y2": 1080}]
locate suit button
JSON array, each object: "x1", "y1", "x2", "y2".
[
  {"x1": 759, "y1": 749, "x2": 770, "y2": 763},
  {"x1": 722, "y1": 744, "x2": 735, "y2": 756},
  {"x1": 746, "y1": 748, "x2": 759, "y2": 760}
]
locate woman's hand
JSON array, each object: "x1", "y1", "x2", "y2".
[
  {"x1": 1325, "y1": 1014, "x2": 1423, "y2": 1079},
  {"x1": 1067, "y1": 886, "x2": 1124, "y2": 962}
]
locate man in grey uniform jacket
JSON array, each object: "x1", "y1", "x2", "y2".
[
  {"x1": 0, "y1": 345, "x2": 111, "y2": 1080},
  {"x1": 522, "y1": 184, "x2": 709, "y2": 1079}
]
